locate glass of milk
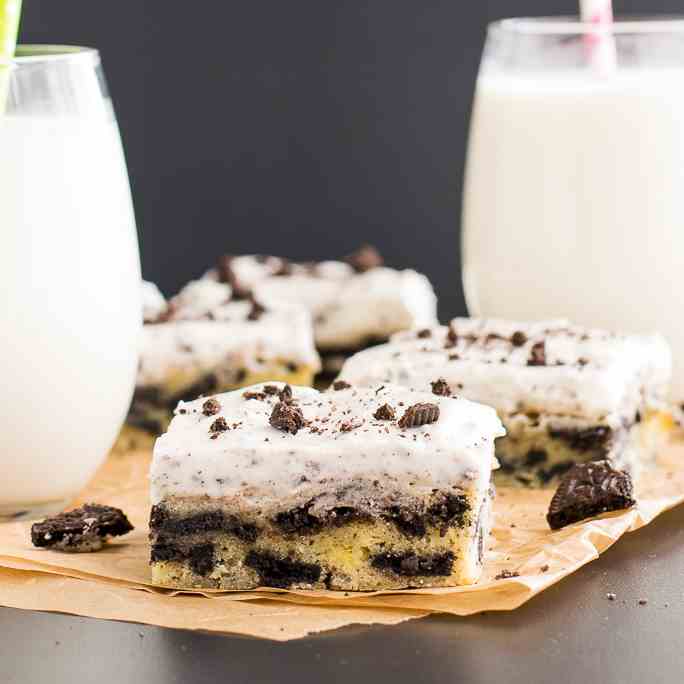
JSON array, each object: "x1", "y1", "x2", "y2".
[
  {"x1": 0, "y1": 46, "x2": 141, "y2": 519},
  {"x1": 463, "y1": 18, "x2": 684, "y2": 398}
]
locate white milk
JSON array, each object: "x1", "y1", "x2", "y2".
[
  {"x1": 463, "y1": 68, "x2": 684, "y2": 398},
  {"x1": 0, "y1": 112, "x2": 141, "y2": 510}
]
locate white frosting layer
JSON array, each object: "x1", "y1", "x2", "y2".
[
  {"x1": 150, "y1": 382, "x2": 504, "y2": 505},
  {"x1": 142, "y1": 281, "x2": 167, "y2": 323},
  {"x1": 138, "y1": 302, "x2": 320, "y2": 387},
  {"x1": 206, "y1": 257, "x2": 438, "y2": 349},
  {"x1": 168, "y1": 280, "x2": 232, "y2": 320},
  {"x1": 337, "y1": 318, "x2": 671, "y2": 422}
]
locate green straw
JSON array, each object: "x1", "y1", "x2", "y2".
[{"x1": 0, "y1": 0, "x2": 23, "y2": 110}]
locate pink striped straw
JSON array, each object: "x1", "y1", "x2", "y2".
[{"x1": 580, "y1": 0, "x2": 617, "y2": 71}]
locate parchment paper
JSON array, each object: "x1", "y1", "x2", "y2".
[{"x1": 0, "y1": 435, "x2": 682, "y2": 641}]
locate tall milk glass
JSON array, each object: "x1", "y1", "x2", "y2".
[
  {"x1": 0, "y1": 46, "x2": 141, "y2": 518},
  {"x1": 462, "y1": 18, "x2": 684, "y2": 398}
]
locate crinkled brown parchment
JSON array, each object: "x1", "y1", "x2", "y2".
[{"x1": 0, "y1": 435, "x2": 682, "y2": 641}]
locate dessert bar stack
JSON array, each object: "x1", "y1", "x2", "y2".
[
  {"x1": 204, "y1": 246, "x2": 438, "y2": 374},
  {"x1": 131, "y1": 279, "x2": 320, "y2": 434},
  {"x1": 149, "y1": 382, "x2": 503, "y2": 590},
  {"x1": 337, "y1": 318, "x2": 672, "y2": 486}
]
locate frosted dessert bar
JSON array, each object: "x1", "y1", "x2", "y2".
[
  {"x1": 337, "y1": 318, "x2": 672, "y2": 486},
  {"x1": 203, "y1": 246, "x2": 438, "y2": 374},
  {"x1": 149, "y1": 382, "x2": 503, "y2": 590},
  {"x1": 130, "y1": 280, "x2": 320, "y2": 434}
]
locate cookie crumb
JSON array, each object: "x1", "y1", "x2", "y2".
[
  {"x1": 270, "y1": 401, "x2": 304, "y2": 434},
  {"x1": 398, "y1": 403, "x2": 440, "y2": 428},
  {"x1": 495, "y1": 569, "x2": 520, "y2": 580},
  {"x1": 202, "y1": 398, "x2": 221, "y2": 416}
]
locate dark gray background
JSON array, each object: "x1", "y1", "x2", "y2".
[{"x1": 19, "y1": 0, "x2": 675, "y2": 319}]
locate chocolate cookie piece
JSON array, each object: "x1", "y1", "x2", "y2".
[
  {"x1": 344, "y1": 244, "x2": 384, "y2": 272},
  {"x1": 398, "y1": 402, "x2": 440, "y2": 428},
  {"x1": 373, "y1": 403, "x2": 396, "y2": 421},
  {"x1": 215, "y1": 255, "x2": 252, "y2": 299},
  {"x1": 270, "y1": 400, "x2": 304, "y2": 434},
  {"x1": 527, "y1": 341, "x2": 546, "y2": 366},
  {"x1": 332, "y1": 380, "x2": 352, "y2": 391},
  {"x1": 546, "y1": 461, "x2": 635, "y2": 530},
  {"x1": 430, "y1": 378, "x2": 451, "y2": 397},
  {"x1": 31, "y1": 504, "x2": 133, "y2": 553},
  {"x1": 202, "y1": 398, "x2": 221, "y2": 416}
]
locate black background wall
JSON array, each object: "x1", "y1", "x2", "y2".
[{"x1": 21, "y1": 1, "x2": 675, "y2": 319}]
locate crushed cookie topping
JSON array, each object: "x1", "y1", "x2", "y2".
[
  {"x1": 209, "y1": 417, "x2": 229, "y2": 438},
  {"x1": 416, "y1": 328, "x2": 432, "y2": 339},
  {"x1": 373, "y1": 403, "x2": 396, "y2": 421},
  {"x1": 332, "y1": 380, "x2": 352, "y2": 391},
  {"x1": 279, "y1": 384, "x2": 293, "y2": 402},
  {"x1": 202, "y1": 398, "x2": 221, "y2": 416},
  {"x1": 269, "y1": 401, "x2": 304, "y2": 435},
  {"x1": 430, "y1": 378, "x2": 451, "y2": 397},
  {"x1": 339, "y1": 420, "x2": 361, "y2": 433},
  {"x1": 243, "y1": 391, "x2": 266, "y2": 401},
  {"x1": 263, "y1": 385, "x2": 279, "y2": 395},
  {"x1": 398, "y1": 402, "x2": 440, "y2": 428},
  {"x1": 344, "y1": 244, "x2": 384, "y2": 272},
  {"x1": 444, "y1": 323, "x2": 458, "y2": 348},
  {"x1": 215, "y1": 255, "x2": 251, "y2": 299}
]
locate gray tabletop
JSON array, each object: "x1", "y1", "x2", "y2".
[{"x1": 2, "y1": 503, "x2": 683, "y2": 684}]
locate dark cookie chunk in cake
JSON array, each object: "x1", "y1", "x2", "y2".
[
  {"x1": 31, "y1": 504, "x2": 133, "y2": 553},
  {"x1": 398, "y1": 402, "x2": 440, "y2": 428},
  {"x1": 244, "y1": 550, "x2": 322, "y2": 588},
  {"x1": 547, "y1": 461, "x2": 636, "y2": 530},
  {"x1": 430, "y1": 378, "x2": 451, "y2": 397},
  {"x1": 547, "y1": 425, "x2": 614, "y2": 453},
  {"x1": 332, "y1": 380, "x2": 352, "y2": 391},
  {"x1": 149, "y1": 504, "x2": 258, "y2": 542},
  {"x1": 527, "y1": 341, "x2": 547, "y2": 366},
  {"x1": 202, "y1": 398, "x2": 221, "y2": 416},
  {"x1": 371, "y1": 551, "x2": 454, "y2": 577},
  {"x1": 263, "y1": 385, "x2": 280, "y2": 396},
  {"x1": 416, "y1": 328, "x2": 432, "y2": 339},
  {"x1": 374, "y1": 403, "x2": 396, "y2": 421},
  {"x1": 150, "y1": 542, "x2": 216, "y2": 577},
  {"x1": 344, "y1": 244, "x2": 384, "y2": 273},
  {"x1": 273, "y1": 502, "x2": 367, "y2": 536},
  {"x1": 270, "y1": 400, "x2": 304, "y2": 434}
]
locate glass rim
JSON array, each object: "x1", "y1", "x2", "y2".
[
  {"x1": 9, "y1": 45, "x2": 100, "y2": 66},
  {"x1": 490, "y1": 15, "x2": 684, "y2": 36}
]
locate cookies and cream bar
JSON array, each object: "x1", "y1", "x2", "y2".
[
  {"x1": 337, "y1": 318, "x2": 672, "y2": 486},
  {"x1": 130, "y1": 280, "x2": 320, "y2": 433},
  {"x1": 149, "y1": 382, "x2": 503, "y2": 590},
  {"x1": 203, "y1": 246, "x2": 438, "y2": 371}
]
